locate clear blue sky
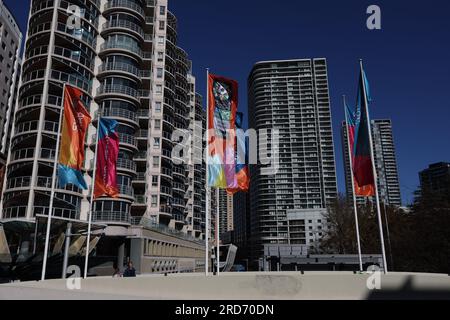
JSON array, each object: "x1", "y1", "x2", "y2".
[{"x1": 6, "y1": 0, "x2": 450, "y2": 204}]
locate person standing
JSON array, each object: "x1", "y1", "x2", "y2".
[{"x1": 123, "y1": 261, "x2": 136, "y2": 278}]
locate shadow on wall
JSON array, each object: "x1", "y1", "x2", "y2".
[{"x1": 367, "y1": 276, "x2": 450, "y2": 300}]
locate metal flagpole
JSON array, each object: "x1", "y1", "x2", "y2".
[
  {"x1": 359, "y1": 59, "x2": 388, "y2": 273},
  {"x1": 383, "y1": 202, "x2": 394, "y2": 269},
  {"x1": 84, "y1": 113, "x2": 101, "y2": 279},
  {"x1": 216, "y1": 188, "x2": 220, "y2": 276},
  {"x1": 343, "y1": 95, "x2": 363, "y2": 272},
  {"x1": 205, "y1": 68, "x2": 210, "y2": 276},
  {"x1": 41, "y1": 84, "x2": 66, "y2": 281}
]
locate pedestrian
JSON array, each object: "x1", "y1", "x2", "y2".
[
  {"x1": 123, "y1": 261, "x2": 136, "y2": 278},
  {"x1": 112, "y1": 262, "x2": 122, "y2": 278}
]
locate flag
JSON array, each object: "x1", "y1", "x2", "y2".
[
  {"x1": 227, "y1": 112, "x2": 250, "y2": 194},
  {"x1": 345, "y1": 101, "x2": 374, "y2": 197},
  {"x1": 58, "y1": 85, "x2": 92, "y2": 190},
  {"x1": 207, "y1": 74, "x2": 238, "y2": 189},
  {"x1": 94, "y1": 118, "x2": 119, "y2": 199},
  {"x1": 352, "y1": 68, "x2": 376, "y2": 195}
]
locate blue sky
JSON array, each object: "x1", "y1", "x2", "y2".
[{"x1": 5, "y1": 0, "x2": 450, "y2": 204}]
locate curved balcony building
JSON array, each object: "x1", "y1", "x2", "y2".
[
  {"x1": 2, "y1": 0, "x2": 100, "y2": 221},
  {"x1": 0, "y1": 0, "x2": 207, "y2": 277}
]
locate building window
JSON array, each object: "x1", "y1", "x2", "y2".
[
  {"x1": 153, "y1": 156, "x2": 160, "y2": 167},
  {"x1": 156, "y1": 85, "x2": 162, "y2": 94},
  {"x1": 160, "y1": 6, "x2": 166, "y2": 15},
  {"x1": 154, "y1": 138, "x2": 160, "y2": 149},
  {"x1": 154, "y1": 119, "x2": 161, "y2": 130},
  {"x1": 159, "y1": 21, "x2": 165, "y2": 30},
  {"x1": 152, "y1": 176, "x2": 158, "y2": 187},
  {"x1": 157, "y1": 52, "x2": 163, "y2": 62},
  {"x1": 158, "y1": 36, "x2": 164, "y2": 45},
  {"x1": 155, "y1": 102, "x2": 162, "y2": 113},
  {"x1": 151, "y1": 195, "x2": 158, "y2": 208},
  {"x1": 157, "y1": 68, "x2": 163, "y2": 78}
]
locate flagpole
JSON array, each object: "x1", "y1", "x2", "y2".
[
  {"x1": 216, "y1": 188, "x2": 220, "y2": 276},
  {"x1": 359, "y1": 59, "x2": 388, "y2": 273},
  {"x1": 343, "y1": 95, "x2": 363, "y2": 272},
  {"x1": 84, "y1": 112, "x2": 101, "y2": 279},
  {"x1": 41, "y1": 84, "x2": 66, "y2": 281},
  {"x1": 205, "y1": 68, "x2": 210, "y2": 276}
]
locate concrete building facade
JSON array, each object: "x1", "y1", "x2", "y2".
[
  {"x1": 0, "y1": 0, "x2": 207, "y2": 275},
  {"x1": 247, "y1": 59, "x2": 338, "y2": 264},
  {"x1": 0, "y1": 0, "x2": 22, "y2": 166}
]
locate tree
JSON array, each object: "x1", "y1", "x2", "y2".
[{"x1": 320, "y1": 187, "x2": 450, "y2": 274}]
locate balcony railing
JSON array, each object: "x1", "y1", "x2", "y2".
[
  {"x1": 103, "y1": 20, "x2": 144, "y2": 38},
  {"x1": 105, "y1": 0, "x2": 145, "y2": 16},
  {"x1": 101, "y1": 107, "x2": 138, "y2": 122},
  {"x1": 56, "y1": 22, "x2": 96, "y2": 47},
  {"x1": 15, "y1": 121, "x2": 58, "y2": 135},
  {"x1": 99, "y1": 62, "x2": 140, "y2": 77},
  {"x1": 137, "y1": 109, "x2": 149, "y2": 118},
  {"x1": 34, "y1": 206, "x2": 80, "y2": 220},
  {"x1": 132, "y1": 216, "x2": 204, "y2": 244},
  {"x1": 116, "y1": 158, "x2": 137, "y2": 172},
  {"x1": 119, "y1": 133, "x2": 138, "y2": 148},
  {"x1": 118, "y1": 184, "x2": 134, "y2": 197},
  {"x1": 134, "y1": 195, "x2": 146, "y2": 204},
  {"x1": 97, "y1": 85, "x2": 139, "y2": 100},
  {"x1": 100, "y1": 41, "x2": 142, "y2": 57},
  {"x1": 11, "y1": 148, "x2": 56, "y2": 162},
  {"x1": 92, "y1": 211, "x2": 131, "y2": 224}
]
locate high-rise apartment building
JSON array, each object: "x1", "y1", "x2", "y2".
[
  {"x1": 342, "y1": 119, "x2": 402, "y2": 207},
  {"x1": 247, "y1": 59, "x2": 338, "y2": 263},
  {"x1": 419, "y1": 162, "x2": 450, "y2": 197},
  {"x1": 217, "y1": 190, "x2": 233, "y2": 237},
  {"x1": 0, "y1": 0, "x2": 207, "y2": 275},
  {"x1": 0, "y1": 0, "x2": 22, "y2": 164}
]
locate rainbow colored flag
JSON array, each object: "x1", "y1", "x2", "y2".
[
  {"x1": 94, "y1": 118, "x2": 119, "y2": 199},
  {"x1": 58, "y1": 85, "x2": 92, "y2": 190},
  {"x1": 227, "y1": 112, "x2": 250, "y2": 194},
  {"x1": 207, "y1": 74, "x2": 238, "y2": 189}
]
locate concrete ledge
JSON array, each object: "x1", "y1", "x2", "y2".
[{"x1": 1, "y1": 272, "x2": 450, "y2": 300}]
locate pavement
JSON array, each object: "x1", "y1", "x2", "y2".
[{"x1": 1, "y1": 272, "x2": 450, "y2": 300}]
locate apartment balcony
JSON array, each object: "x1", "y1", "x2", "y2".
[
  {"x1": 172, "y1": 182, "x2": 185, "y2": 194},
  {"x1": 96, "y1": 85, "x2": 141, "y2": 105},
  {"x1": 98, "y1": 62, "x2": 141, "y2": 82},
  {"x1": 53, "y1": 46, "x2": 95, "y2": 72},
  {"x1": 92, "y1": 211, "x2": 131, "y2": 226},
  {"x1": 99, "y1": 41, "x2": 143, "y2": 60},
  {"x1": 55, "y1": 22, "x2": 97, "y2": 49},
  {"x1": 172, "y1": 213, "x2": 185, "y2": 226},
  {"x1": 132, "y1": 195, "x2": 147, "y2": 207},
  {"x1": 15, "y1": 121, "x2": 58, "y2": 137},
  {"x1": 160, "y1": 185, "x2": 172, "y2": 198},
  {"x1": 10, "y1": 148, "x2": 55, "y2": 164},
  {"x1": 137, "y1": 130, "x2": 148, "y2": 140},
  {"x1": 104, "y1": 0, "x2": 145, "y2": 20},
  {"x1": 137, "y1": 109, "x2": 150, "y2": 119},
  {"x1": 2, "y1": 204, "x2": 81, "y2": 221},
  {"x1": 100, "y1": 106, "x2": 139, "y2": 127},
  {"x1": 116, "y1": 158, "x2": 137, "y2": 174},
  {"x1": 134, "y1": 151, "x2": 147, "y2": 162},
  {"x1": 102, "y1": 20, "x2": 145, "y2": 41},
  {"x1": 133, "y1": 172, "x2": 146, "y2": 185}
]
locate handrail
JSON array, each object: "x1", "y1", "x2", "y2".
[
  {"x1": 103, "y1": 20, "x2": 144, "y2": 38},
  {"x1": 105, "y1": 0, "x2": 145, "y2": 17}
]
